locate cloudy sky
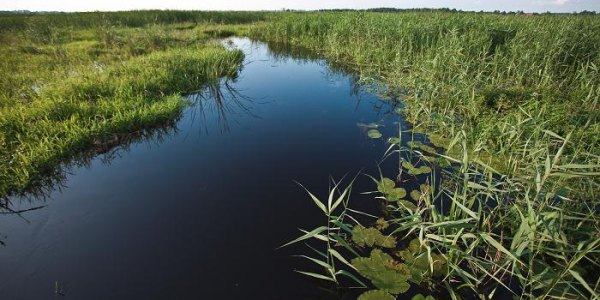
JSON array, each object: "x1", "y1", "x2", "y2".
[{"x1": 1, "y1": 0, "x2": 598, "y2": 13}]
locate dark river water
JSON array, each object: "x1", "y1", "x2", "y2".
[{"x1": 0, "y1": 38, "x2": 415, "y2": 299}]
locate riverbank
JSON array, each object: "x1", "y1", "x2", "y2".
[{"x1": 0, "y1": 12, "x2": 253, "y2": 197}]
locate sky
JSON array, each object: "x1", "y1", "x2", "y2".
[{"x1": 1, "y1": 0, "x2": 599, "y2": 13}]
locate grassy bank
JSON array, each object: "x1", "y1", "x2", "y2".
[
  {"x1": 0, "y1": 12, "x2": 255, "y2": 197},
  {"x1": 260, "y1": 12, "x2": 600, "y2": 299},
  {"x1": 253, "y1": 12, "x2": 599, "y2": 172}
]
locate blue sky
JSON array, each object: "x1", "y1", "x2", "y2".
[{"x1": 1, "y1": 0, "x2": 598, "y2": 13}]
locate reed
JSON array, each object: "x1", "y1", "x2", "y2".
[{"x1": 271, "y1": 11, "x2": 600, "y2": 299}]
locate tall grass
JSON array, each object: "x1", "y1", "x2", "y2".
[
  {"x1": 268, "y1": 11, "x2": 600, "y2": 299},
  {"x1": 252, "y1": 12, "x2": 599, "y2": 176},
  {"x1": 0, "y1": 10, "x2": 266, "y2": 33}
]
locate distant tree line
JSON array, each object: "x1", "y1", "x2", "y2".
[{"x1": 313, "y1": 7, "x2": 598, "y2": 15}]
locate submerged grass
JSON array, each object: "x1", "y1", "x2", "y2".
[{"x1": 0, "y1": 12, "x2": 252, "y2": 197}]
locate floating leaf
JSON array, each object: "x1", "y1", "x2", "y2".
[
  {"x1": 368, "y1": 129, "x2": 383, "y2": 139},
  {"x1": 410, "y1": 190, "x2": 422, "y2": 201},
  {"x1": 419, "y1": 166, "x2": 432, "y2": 174},
  {"x1": 396, "y1": 239, "x2": 428, "y2": 282},
  {"x1": 421, "y1": 156, "x2": 436, "y2": 163},
  {"x1": 357, "y1": 122, "x2": 380, "y2": 129},
  {"x1": 387, "y1": 137, "x2": 401, "y2": 144},
  {"x1": 411, "y1": 294, "x2": 435, "y2": 300},
  {"x1": 419, "y1": 144, "x2": 437, "y2": 154},
  {"x1": 408, "y1": 166, "x2": 432, "y2": 175},
  {"x1": 435, "y1": 157, "x2": 451, "y2": 168},
  {"x1": 430, "y1": 253, "x2": 447, "y2": 277},
  {"x1": 396, "y1": 238, "x2": 447, "y2": 282},
  {"x1": 398, "y1": 200, "x2": 417, "y2": 211},
  {"x1": 407, "y1": 140, "x2": 437, "y2": 154},
  {"x1": 407, "y1": 141, "x2": 423, "y2": 149},
  {"x1": 376, "y1": 178, "x2": 406, "y2": 201},
  {"x1": 376, "y1": 218, "x2": 389, "y2": 230},
  {"x1": 352, "y1": 225, "x2": 397, "y2": 248},
  {"x1": 377, "y1": 177, "x2": 396, "y2": 194},
  {"x1": 407, "y1": 238, "x2": 421, "y2": 253},
  {"x1": 352, "y1": 249, "x2": 411, "y2": 294},
  {"x1": 412, "y1": 184, "x2": 432, "y2": 203},
  {"x1": 401, "y1": 161, "x2": 415, "y2": 172},
  {"x1": 358, "y1": 290, "x2": 396, "y2": 300},
  {"x1": 386, "y1": 187, "x2": 407, "y2": 201}
]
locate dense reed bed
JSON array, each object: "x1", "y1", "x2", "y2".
[
  {"x1": 262, "y1": 12, "x2": 600, "y2": 299},
  {"x1": 254, "y1": 12, "x2": 599, "y2": 168},
  {"x1": 0, "y1": 12, "x2": 251, "y2": 197}
]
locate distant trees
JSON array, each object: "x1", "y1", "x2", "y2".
[{"x1": 315, "y1": 7, "x2": 598, "y2": 15}]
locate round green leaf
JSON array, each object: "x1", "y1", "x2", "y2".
[
  {"x1": 368, "y1": 129, "x2": 383, "y2": 139},
  {"x1": 358, "y1": 290, "x2": 396, "y2": 300}
]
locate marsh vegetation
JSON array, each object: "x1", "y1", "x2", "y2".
[
  {"x1": 256, "y1": 11, "x2": 600, "y2": 300},
  {"x1": 0, "y1": 10, "x2": 598, "y2": 300}
]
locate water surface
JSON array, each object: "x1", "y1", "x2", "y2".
[{"x1": 0, "y1": 38, "x2": 411, "y2": 299}]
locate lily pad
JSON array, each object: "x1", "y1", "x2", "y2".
[
  {"x1": 410, "y1": 190, "x2": 422, "y2": 201},
  {"x1": 387, "y1": 137, "x2": 401, "y2": 144},
  {"x1": 411, "y1": 294, "x2": 435, "y2": 300},
  {"x1": 352, "y1": 225, "x2": 397, "y2": 248},
  {"x1": 398, "y1": 200, "x2": 417, "y2": 211},
  {"x1": 416, "y1": 166, "x2": 432, "y2": 175},
  {"x1": 377, "y1": 177, "x2": 396, "y2": 194},
  {"x1": 358, "y1": 290, "x2": 396, "y2": 300},
  {"x1": 352, "y1": 249, "x2": 411, "y2": 294},
  {"x1": 368, "y1": 129, "x2": 383, "y2": 139},
  {"x1": 406, "y1": 165, "x2": 432, "y2": 175},
  {"x1": 396, "y1": 238, "x2": 447, "y2": 282},
  {"x1": 401, "y1": 161, "x2": 415, "y2": 171},
  {"x1": 376, "y1": 178, "x2": 406, "y2": 201},
  {"x1": 385, "y1": 187, "x2": 407, "y2": 201}
]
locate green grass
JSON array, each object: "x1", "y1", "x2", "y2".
[
  {"x1": 264, "y1": 11, "x2": 600, "y2": 299},
  {"x1": 0, "y1": 12, "x2": 253, "y2": 197},
  {"x1": 1, "y1": 9, "x2": 598, "y2": 299}
]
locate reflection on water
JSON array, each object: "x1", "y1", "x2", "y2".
[
  {"x1": 0, "y1": 76, "x2": 261, "y2": 246},
  {"x1": 0, "y1": 38, "x2": 423, "y2": 300},
  {"x1": 189, "y1": 79, "x2": 262, "y2": 134}
]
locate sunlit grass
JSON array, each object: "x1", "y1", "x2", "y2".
[{"x1": 0, "y1": 12, "x2": 253, "y2": 197}]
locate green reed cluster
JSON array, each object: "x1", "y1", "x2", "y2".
[{"x1": 270, "y1": 11, "x2": 599, "y2": 299}]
